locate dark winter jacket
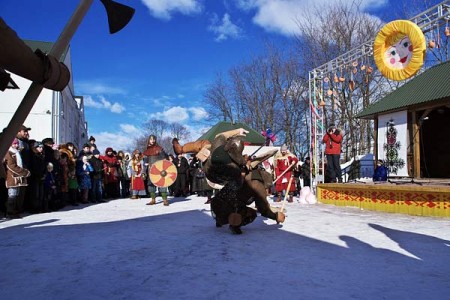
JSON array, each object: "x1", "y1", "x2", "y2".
[
  {"x1": 373, "y1": 165, "x2": 388, "y2": 182},
  {"x1": 90, "y1": 156, "x2": 104, "y2": 180}
]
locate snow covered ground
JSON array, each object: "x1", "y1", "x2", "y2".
[{"x1": 1, "y1": 194, "x2": 449, "y2": 299}]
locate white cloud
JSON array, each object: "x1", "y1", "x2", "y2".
[
  {"x1": 84, "y1": 95, "x2": 126, "y2": 114},
  {"x1": 94, "y1": 131, "x2": 138, "y2": 153},
  {"x1": 235, "y1": 0, "x2": 388, "y2": 36},
  {"x1": 147, "y1": 105, "x2": 208, "y2": 123},
  {"x1": 140, "y1": 0, "x2": 202, "y2": 20},
  {"x1": 149, "y1": 106, "x2": 190, "y2": 122},
  {"x1": 208, "y1": 13, "x2": 244, "y2": 42},
  {"x1": 77, "y1": 82, "x2": 126, "y2": 95},
  {"x1": 119, "y1": 124, "x2": 140, "y2": 135},
  {"x1": 188, "y1": 107, "x2": 208, "y2": 121},
  {"x1": 149, "y1": 94, "x2": 186, "y2": 107}
]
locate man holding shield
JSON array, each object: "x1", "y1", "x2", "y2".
[{"x1": 143, "y1": 135, "x2": 170, "y2": 206}]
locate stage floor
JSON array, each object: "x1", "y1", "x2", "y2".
[{"x1": 317, "y1": 180, "x2": 450, "y2": 217}]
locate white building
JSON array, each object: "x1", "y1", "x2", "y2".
[{"x1": 0, "y1": 40, "x2": 88, "y2": 149}]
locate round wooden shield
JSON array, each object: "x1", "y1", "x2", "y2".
[{"x1": 149, "y1": 159, "x2": 177, "y2": 187}]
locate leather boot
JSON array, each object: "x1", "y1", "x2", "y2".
[
  {"x1": 163, "y1": 199, "x2": 169, "y2": 206},
  {"x1": 172, "y1": 138, "x2": 183, "y2": 155},
  {"x1": 172, "y1": 139, "x2": 211, "y2": 155},
  {"x1": 182, "y1": 140, "x2": 211, "y2": 154},
  {"x1": 146, "y1": 198, "x2": 156, "y2": 205}
]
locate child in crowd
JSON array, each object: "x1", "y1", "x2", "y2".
[
  {"x1": 76, "y1": 155, "x2": 93, "y2": 203},
  {"x1": 43, "y1": 162, "x2": 57, "y2": 212}
]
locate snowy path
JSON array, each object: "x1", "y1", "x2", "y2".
[{"x1": 1, "y1": 195, "x2": 449, "y2": 299}]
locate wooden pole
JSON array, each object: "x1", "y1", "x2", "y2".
[
  {"x1": 0, "y1": 0, "x2": 94, "y2": 161},
  {"x1": 272, "y1": 161, "x2": 297, "y2": 184},
  {"x1": 280, "y1": 176, "x2": 294, "y2": 212}
]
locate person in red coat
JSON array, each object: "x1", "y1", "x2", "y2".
[
  {"x1": 273, "y1": 144, "x2": 298, "y2": 202},
  {"x1": 102, "y1": 147, "x2": 120, "y2": 199},
  {"x1": 128, "y1": 149, "x2": 146, "y2": 199},
  {"x1": 322, "y1": 124, "x2": 343, "y2": 183}
]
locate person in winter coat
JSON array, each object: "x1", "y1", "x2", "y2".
[
  {"x1": 301, "y1": 157, "x2": 311, "y2": 188},
  {"x1": 117, "y1": 150, "x2": 130, "y2": 198},
  {"x1": 102, "y1": 147, "x2": 120, "y2": 199},
  {"x1": 373, "y1": 160, "x2": 388, "y2": 182},
  {"x1": 190, "y1": 156, "x2": 213, "y2": 203},
  {"x1": 29, "y1": 141, "x2": 46, "y2": 213},
  {"x1": 128, "y1": 149, "x2": 146, "y2": 199},
  {"x1": 90, "y1": 149, "x2": 105, "y2": 203},
  {"x1": 143, "y1": 135, "x2": 169, "y2": 206},
  {"x1": 322, "y1": 124, "x2": 343, "y2": 183},
  {"x1": 172, "y1": 154, "x2": 190, "y2": 197},
  {"x1": 4, "y1": 138, "x2": 31, "y2": 218},
  {"x1": 76, "y1": 155, "x2": 93, "y2": 204},
  {"x1": 273, "y1": 144, "x2": 299, "y2": 202},
  {"x1": 43, "y1": 162, "x2": 58, "y2": 211}
]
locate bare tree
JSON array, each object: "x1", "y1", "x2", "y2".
[
  {"x1": 295, "y1": 0, "x2": 385, "y2": 159},
  {"x1": 142, "y1": 119, "x2": 169, "y2": 140},
  {"x1": 131, "y1": 119, "x2": 171, "y2": 154},
  {"x1": 203, "y1": 73, "x2": 235, "y2": 122},
  {"x1": 170, "y1": 122, "x2": 190, "y2": 141},
  {"x1": 202, "y1": 41, "x2": 310, "y2": 154}
]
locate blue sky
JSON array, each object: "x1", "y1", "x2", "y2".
[{"x1": 1, "y1": 0, "x2": 441, "y2": 151}]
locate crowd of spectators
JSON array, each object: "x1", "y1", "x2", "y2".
[
  {"x1": 0, "y1": 125, "x2": 219, "y2": 219},
  {"x1": 1, "y1": 125, "x2": 316, "y2": 220}
]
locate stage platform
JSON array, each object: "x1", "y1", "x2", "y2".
[{"x1": 316, "y1": 180, "x2": 450, "y2": 217}]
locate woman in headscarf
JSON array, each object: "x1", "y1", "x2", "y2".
[{"x1": 128, "y1": 149, "x2": 146, "y2": 199}]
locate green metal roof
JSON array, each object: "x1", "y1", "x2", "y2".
[
  {"x1": 356, "y1": 61, "x2": 450, "y2": 119},
  {"x1": 24, "y1": 40, "x2": 68, "y2": 62},
  {"x1": 196, "y1": 121, "x2": 266, "y2": 145}
]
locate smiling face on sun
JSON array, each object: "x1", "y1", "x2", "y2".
[{"x1": 384, "y1": 36, "x2": 413, "y2": 69}]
